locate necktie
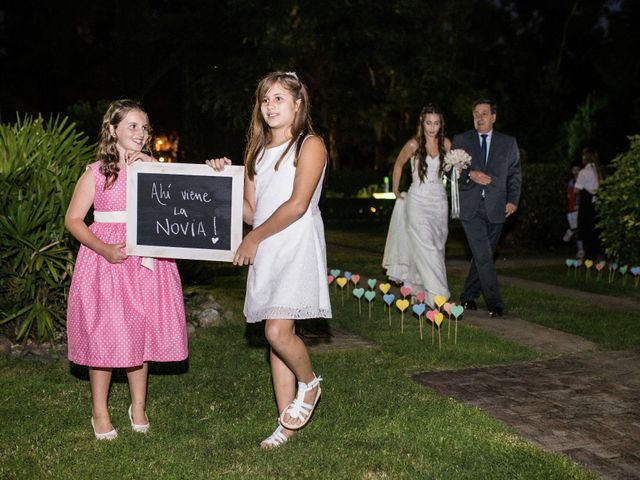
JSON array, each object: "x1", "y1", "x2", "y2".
[{"x1": 481, "y1": 134, "x2": 488, "y2": 165}]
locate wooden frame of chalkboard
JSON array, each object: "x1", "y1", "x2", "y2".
[{"x1": 126, "y1": 162, "x2": 244, "y2": 262}]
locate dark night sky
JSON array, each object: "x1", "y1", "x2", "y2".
[{"x1": 1, "y1": 0, "x2": 638, "y2": 166}]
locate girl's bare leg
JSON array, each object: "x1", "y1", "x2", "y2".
[
  {"x1": 89, "y1": 367, "x2": 114, "y2": 433},
  {"x1": 264, "y1": 319, "x2": 319, "y2": 428},
  {"x1": 126, "y1": 362, "x2": 149, "y2": 424}
]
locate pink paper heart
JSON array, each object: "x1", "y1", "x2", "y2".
[
  {"x1": 426, "y1": 310, "x2": 436, "y2": 322},
  {"x1": 415, "y1": 291, "x2": 426, "y2": 303},
  {"x1": 400, "y1": 286, "x2": 412, "y2": 298},
  {"x1": 351, "y1": 274, "x2": 361, "y2": 285},
  {"x1": 327, "y1": 275, "x2": 334, "y2": 285},
  {"x1": 443, "y1": 302, "x2": 452, "y2": 314},
  {"x1": 595, "y1": 263, "x2": 604, "y2": 272}
]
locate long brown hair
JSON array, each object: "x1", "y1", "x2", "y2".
[
  {"x1": 97, "y1": 99, "x2": 151, "y2": 189},
  {"x1": 414, "y1": 104, "x2": 446, "y2": 182},
  {"x1": 244, "y1": 72, "x2": 314, "y2": 180}
]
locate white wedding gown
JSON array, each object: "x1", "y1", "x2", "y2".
[{"x1": 382, "y1": 155, "x2": 450, "y2": 307}]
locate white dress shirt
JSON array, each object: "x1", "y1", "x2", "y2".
[{"x1": 575, "y1": 163, "x2": 599, "y2": 195}]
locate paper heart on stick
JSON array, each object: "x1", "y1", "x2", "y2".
[
  {"x1": 451, "y1": 305, "x2": 464, "y2": 318},
  {"x1": 611, "y1": 263, "x2": 619, "y2": 271},
  {"x1": 368, "y1": 278, "x2": 377, "y2": 289},
  {"x1": 327, "y1": 275, "x2": 334, "y2": 285},
  {"x1": 595, "y1": 263, "x2": 605, "y2": 272},
  {"x1": 434, "y1": 312, "x2": 444, "y2": 327},
  {"x1": 344, "y1": 271, "x2": 352, "y2": 280},
  {"x1": 434, "y1": 295, "x2": 447, "y2": 308},
  {"x1": 364, "y1": 291, "x2": 376, "y2": 302},
  {"x1": 631, "y1": 266, "x2": 640, "y2": 276},
  {"x1": 353, "y1": 287, "x2": 364, "y2": 299},
  {"x1": 400, "y1": 286, "x2": 412, "y2": 298},
  {"x1": 571, "y1": 259, "x2": 579, "y2": 268},
  {"x1": 415, "y1": 291, "x2": 426, "y2": 303},
  {"x1": 379, "y1": 283, "x2": 391, "y2": 294},
  {"x1": 383, "y1": 294, "x2": 395, "y2": 306},
  {"x1": 337, "y1": 277, "x2": 348, "y2": 288},
  {"x1": 619, "y1": 265, "x2": 628, "y2": 275},
  {"x1": 426, "y1": 310, "x2": 436, "y2": 322},
  {"x1": 565, "y1": 259, "x2": 573, "y2": 267},
  {"x1": 443, "y1": 302, "x2": 452, "y2": 315},
  {"x1": 396, "y1": 299, "x2": 410, "y2": 312},
  {"x1": 330, "y1": 269, "x2": 340, "y2": 277},
  {"x1": 412, "y1": 304, "x2": 426, "y2": 316},
  {"x1": 585, "y1": 260, "x2": 593, "y2": 269},
  {"x1": 351, "y1": 274, "x2": 361, "y2": 285}
]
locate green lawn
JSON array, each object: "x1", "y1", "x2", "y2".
[
  {"x1": 0, "y1": 289, "x2": 592, "y2": 480},
  {"x1": 498, "y1": 264, "x2": 640, "y2": 303},
  {"x1": 0, "y1": 225, "x2": 614, "y2": 479}
]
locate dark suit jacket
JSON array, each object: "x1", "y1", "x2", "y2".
[{"x1": 451, "y1": 130, "x2": 521, "y2": 223}]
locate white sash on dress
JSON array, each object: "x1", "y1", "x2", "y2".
[{"x1": 93, "y1": 211, "x2": 154, "y2": 270}]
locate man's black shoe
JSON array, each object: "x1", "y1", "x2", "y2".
[
  {"x1": 488, "y1": 307, "x2": 504, "y2": 318},
  {"x1": 462, "y1": 300, "x2": 477, "y2": 310}
]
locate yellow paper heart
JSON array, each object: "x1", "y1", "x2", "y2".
[
  {"x1": 396, "y1": 299, "x2": 410, "y2": 312},
  {"x1": 379, "y1": 283, "x2": 391, "y2": 294},
  {"x1": 434, "y1": 312, "x2": 444, "y2": 326},
  {"x1": 585, "y1": 259, "x2": 593, "y2": 269},
  {"x1": 434, "y1": 295, "x2": 447, "y2": 308},
  {"x1": 336, "y1": 277, "x2": 348, "y2": 288}
]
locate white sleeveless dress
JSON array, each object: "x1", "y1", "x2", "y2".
[
  {"x1": 382, "y1": 155, "x2": 450, "y2": 307},
  {"x1": 244, "y1": 138, "x2": 332, "y2": 323}
]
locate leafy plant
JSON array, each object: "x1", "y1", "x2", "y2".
[
  {"x1": 0, "y1": 114, "x2": 94, "y2": 341},
  {"x1": 596, "y1": 135, "x2": 640, "y2": 263}
]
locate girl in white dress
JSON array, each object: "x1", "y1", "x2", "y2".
[
  {"x1": 382, "y1": 104, "x2": 451, "y2": 307},
  {"x1": 207, "y1": 71, "x2": 330, "y2": 449}
]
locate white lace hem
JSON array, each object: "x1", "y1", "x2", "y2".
[{"x1": 245, "y1": 306, "x2": 332, "y2": 323}]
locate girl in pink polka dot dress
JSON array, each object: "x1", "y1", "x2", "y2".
[{"x1": 65, "y1": 99, "x2": 188, "y2": 440}]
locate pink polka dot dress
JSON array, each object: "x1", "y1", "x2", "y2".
[{"x1": 67, "y1": 161, "x2": 188, "y2": 368}]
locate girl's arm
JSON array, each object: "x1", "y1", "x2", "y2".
[
  {"x1": 206, "y1": 157, "x2": 255, "y2": 224},
  {"x1": 64, "y1": 170, "x2": 127, "y2": 264},
  {"x1": 233, "y1": 136, "x2": 326, "y2": 265},
  {"x1": 243, "y1": 166, "x2": 256, "y2": 225},
  {"x1": 391, "y1": 138, "x2": 418, "y2": 198}
]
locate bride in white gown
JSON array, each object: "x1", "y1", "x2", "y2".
[{"x1": 382, "y1": 104, "x2": 451, "y2": 307}]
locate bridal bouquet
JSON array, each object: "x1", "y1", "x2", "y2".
[
  {"x1": 443, "y1": 149, "x2": 472, "y2": 173},
  {"x1": 443, "y1": 149, "x2": 472, "y2": 219}
]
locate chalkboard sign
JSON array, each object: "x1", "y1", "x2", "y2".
[{"x1": 126, "y1": 162, "x2": 244, "y2": 262}]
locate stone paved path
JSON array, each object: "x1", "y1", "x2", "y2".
[
  {"x1": 413, "y1": 350, "x2": 640, "y2": 480},
  {"x1": 462, "y1": 309, "x2": 597, "y2": 355},
  {"x1": 410, "y1": 272, "x2": 640, "y2": 480}
]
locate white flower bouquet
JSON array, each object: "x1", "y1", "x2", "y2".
[
  {"x1": 443, "y1": 149, "x2": 472, "y2": 173},
  {"x1": 444, "y1": 149, "x2": 472, "y2": 219}
]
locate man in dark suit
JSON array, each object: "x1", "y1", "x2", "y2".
[{"x1": 452, "y1": 99, "x2": 521, "y2": 317}]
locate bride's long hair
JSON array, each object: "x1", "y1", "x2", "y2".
[{"x1": 414, "y1": 104, "x2": 446, "y2": 183}]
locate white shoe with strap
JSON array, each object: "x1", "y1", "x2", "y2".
[
  {"x1": 279, "y1": 374, "x2": 322, "y2": 430},
  {"x1": 260, "y1": 425, "x2": 289, "y2": 449}
]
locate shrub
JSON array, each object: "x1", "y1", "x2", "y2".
[
  {"x1": 596, "y1": 135, "x2": 640, "y2": 263},
  {"x1": 506, "y1": 163, "x2": 567, "y2": 248},
  {"x1": 0, "y1": 115, "x2": 94, "y2": 341}
]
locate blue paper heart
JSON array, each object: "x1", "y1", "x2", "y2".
[
  {"x1": 383, "y1": 294, "x2": 395, "y2": 306},
  {"x1": 344, "y1": 271, "x2": 352, "y2": 280},
  {"x1": 631, "y1": 266, "x2": 640, "y2": 276},
  {"x1": 412, "y1": 304, "x2": 426, "y2": 316}
]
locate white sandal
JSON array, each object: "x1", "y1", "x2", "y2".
[
  {"x1": 128, "y1": 405, "x2": 150, "y2": 433},
  {"x1": 279, "y1": 374, "x2": 322, "y2": 430},
  {"x1": 260, "y1": 425, "x2": 289, "y2": 449}
]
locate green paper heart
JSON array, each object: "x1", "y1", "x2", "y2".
[
  {"x1": 364, "y1": 291, "x2": 376, "y2": 302},
  {"x1": 619, "y1": 265, "x2": 628, "y2": 274},
  {"x1": 330, "y1": 269, "x2": 340, "y2": 277},
  {"x1": 451, "y1": 305, "x2": 464, "y2": 318},
  {"x1": 367, "y1": 278, "x2": 377, "y2": 289},
  {"x1": 352, "y1": 287, "x2": 365, "y2": 299}
]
